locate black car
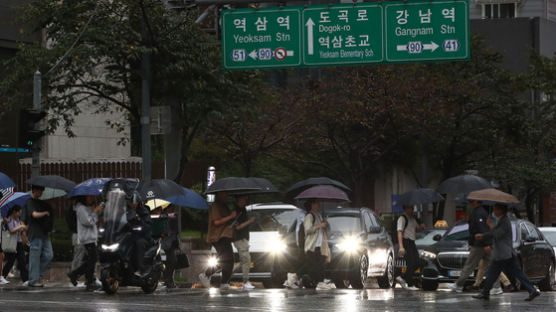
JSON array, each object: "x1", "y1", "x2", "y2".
[
  {"x1": 420, "y1": 218, "x2": 556, "y2": 291},
  {"x1": 394, "y1": 227, "x2": 447, "y2": 278},
  {"x1": 324, "y1": 208, "x2": 395, "y2": 289}
]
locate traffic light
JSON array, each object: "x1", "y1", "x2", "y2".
[{"x1": 18, "y1": 108, "x2": 46, "y2": 148}]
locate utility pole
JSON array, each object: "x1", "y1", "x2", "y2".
[{"x1": 32, "y1": 71, "x2": 41, "y2": 177}]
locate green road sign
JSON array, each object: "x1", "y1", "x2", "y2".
[
  {"x1": 221, "y1": 0, "x2": 469, "y2": 69},
  {"x1": 302, "y1": 4, "x2": 383, "y2": 66},
  {"x1": 385, "y1": 1, "x2": 469, "y2": 62},
  {"x1": 221, "y1": 7, "x2": 302, "y2": 69}
]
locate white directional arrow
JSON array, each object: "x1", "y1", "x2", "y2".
[
  {"x1": 306, "y1": 18, "x2": 315, "y2": 55},
  {"x1": 423, "y1": 41, "x2": 439, "y2": 52},
  {"x1": 396, "y1": 45, "x2": 407, "y2": 51},
  {"x1": 248, "y1": 50, "x2": 257, "y2": 60}
]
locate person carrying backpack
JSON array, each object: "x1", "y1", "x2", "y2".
[
  {"x1": 302, "y1": 198, "x2": 331, "y2": 289},
  {"x1": 396, "y1": 205, "x2": 425, "y2": 290}
]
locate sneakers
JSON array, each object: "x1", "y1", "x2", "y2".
[
  {"x1": 448, "y1": 283, "x2": 463, "y2": 293},
  {"x1": 283, "y1": 273, "x2": 299, "y2": 289},
  {"x1": 316, "y1": 282, "x2": 332, "y2": 290},
  {"x1": 407, "y1": 286, "x2": 419, "y2": 291},
  {"x1": 396, "y1": 276, "x2": 408, "y2": 289},
  {"x1": 525, "y1": 291, "x2": 540, "y2": 302},
  {"x1": 489, "y1": 287, "x2": 503, "y2": 295},
  {"x1": 86, "y1": 283, "x2": 102, "y2": 291},
  {"x1": 22, "y1": 281, "x2": 29, "y2": 287},
  {"x1": 220, "y1": 283, "x2": 230, "y2": 290},
  {"x1": 198, "y1": 273, "x2": 211, "y2": 289},
  {"x1": 28, "y1": 281, "x2": 44, "y2": 287},
  {"x1": 472, "y1": 293, "x2": 489, "y2": 300},
  {"x1": 67, "y1": 272, "x2": 78, "y2": 287},
  {"x1": 242, "y1": 281, "x2": 255, "y2": 290},
  {"x1": 0, "y1": 276, "x2": 9, "y2": 285}
]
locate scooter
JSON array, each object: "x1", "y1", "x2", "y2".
[{"x1": 98, "y1": 189, "x2": 165, "y2": 294}]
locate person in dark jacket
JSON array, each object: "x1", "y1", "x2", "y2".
[
  {"x1": 449, "y1": 200, "x2": 494, "y2": 292},
  {"x1": 126, "y1": 192, "x2": 152, "y2": 276},
  {"x1": 473, "y1": 204, "x2": 540, "y2": 301}
]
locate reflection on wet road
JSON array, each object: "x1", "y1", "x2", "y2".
[{"x1": 0, "y1": 286, "x2": 552, "y2": 311}]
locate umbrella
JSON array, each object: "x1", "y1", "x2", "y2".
[
  {"x1": 437, "y1": 174, "x2": 491, "y2": 194},
  {"x1": 145, "y1": 198, "x2": 171, "y2": 211},
  {"x1": 231, "y1": 177, "x2": 278, "y2": 195},
  {"x1": 0, "y1": 192, "x2": 30, "y2": 218},
  {"x1": 0, "y1": 172, "x2": 16, "y2": 189},
  {"x1": 27, "y1": 187, "x2": 67, "y2": 200},
  {"x1": 138, "y1": 179, "x2": 186, "y2": 200},
  {"x1": 67, "y1": 178, "x2": 112, "y2": 198},
  {"x1": 467, "y1": 188, "x2": 520, "y2": 204},
  {"x1": 166, "y1": 187, "x2": 209, "y2": 210},
  {"x1": 286, "y1": 177, "x2": 351, "y2": 198},
  {"x1": 294, "y1": 185, "x2": 351, "y2": 202},
  {"x1": 205, "y1": 177, "x2": 261, "y2": 194},
  {"x1": 26, "y1": 175, "x2": 76, "y2": 192},
  {"x1": 395, "y1": 188, "x2": 444, "y2": 206}
]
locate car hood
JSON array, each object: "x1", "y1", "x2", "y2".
[{"x1": 424, "y1": 239, "x2": 469, "y2": 254}]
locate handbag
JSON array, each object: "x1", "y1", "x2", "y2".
[
  {"x1": 175, "y1": 241, "x2": 190, "y2": 269},
  {"x1": 1, "y1": 229, "x2": 17, "y2": 253}
]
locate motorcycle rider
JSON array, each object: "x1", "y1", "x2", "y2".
[{"x1": 126, "y1": 191, "x2": 152, "y2": 277}]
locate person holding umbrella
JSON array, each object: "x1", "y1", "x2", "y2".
[
  {"x1": 303, "y1": 198, "x2": 331, "y2": 290},
  {"x1": 231, "y1": 195, "x2": 256, "y2": 290},
  {"x1": 199, "y1": 191, "x2": 237, "y2": 289},
  {"x1": 22, "y1": 185, "x2": 53, "y2": 287},
  {"x1": 396, "y1": 205, "x2": 425, "y2": 290},
  {"x1": 473, "y1": 203, "x2": 540, "y2": 301},
  {"x1": 2, "y1": 206, "x2": 29, "y2": 285}
]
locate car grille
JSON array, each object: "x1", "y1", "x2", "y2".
[{"x1": 437, "y1": 252, "x2": 468, "y2": 270}]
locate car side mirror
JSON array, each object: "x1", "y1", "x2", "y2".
[
  {"x1": 525, "y1": 236, "x2": 536, "y2": 243},
  {"x1": 368, "y1": 225, "x2": 382, "y2": 234},
  {"x1": 433, "y1": 234, "x2": 442, "y2": 241}
]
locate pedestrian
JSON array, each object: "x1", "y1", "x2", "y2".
[
  {"x1": 21, "y1": 185, "x2": 53, "y2": 287},
  {"x1": 67, "y1": 195, "x2": 102, "y2": 291},
  {"x1": 473, "y1": 204, "x2": 540, "y2": 301},
  {"x1": 283, "y1": 206, "x2": 307, "y2": 289},
  {"x1": 396, "y1": 205, "x2": 425, "y2": 291},
  {"x1": 199, "y1": 191, "x2": 236, "y2": 289},
  {"x1": 161, "y1": 205, "x2": 179, "y2": 289},
  {"x1": 2, "y1": 206, "x2": 29, "y2": 284},
  {"x1": 302, "y1": 198, "x2": 331, "y2": 290},
  {"x1": 0, "y1": 219, "x2": 7, "y2": 285},
  {"x1": 231, "y1": 195, "x2": 256, "y2": 290},
  {"x1": 449, "y1": 200, "x2": 502, "y2": 293},
  {"x1": 69, "y1": 201, "x2": 86, "y2": 286}
]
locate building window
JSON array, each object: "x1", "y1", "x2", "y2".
[{"x1": 482, "y1": 3, "x2": 516, "y2": 19}]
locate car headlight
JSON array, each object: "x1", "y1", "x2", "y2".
[
  {"x1": 420, "y1": 250, "x2": 437, "y2": 260},
  {"x1": 207, "y1": 256, "x2": 218, "y2": 267},
  {"x1": 337, "y1": 236, "x2": 362, "y2": 253},
  {"x1": 101, "y1": 243, "x2": 120, "y2": 252},
  {"x1": 266, "y1": 237, "x2": 287, "y2": 255}
]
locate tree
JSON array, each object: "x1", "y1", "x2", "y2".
[{"x1": 0, "y1": 0, "x2": 257, "y2": 181}]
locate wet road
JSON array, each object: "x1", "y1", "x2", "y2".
[{"x1": 0, "y1": 285, "x2": 554, "y2": 312}]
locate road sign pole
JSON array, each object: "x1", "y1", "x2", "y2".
[{"x1": 31, "y1": 71, "x2": 41, "y2": 178}]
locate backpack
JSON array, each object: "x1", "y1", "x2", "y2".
[
  {"x1": 65, "y1": 205, "x2": 78, "y2": 233},
  {"x1": 297, "y1": 211, "x2": 316, "y2": 254}
]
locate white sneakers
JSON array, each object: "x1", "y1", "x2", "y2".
[
  {"x1": 396, "y1": 276, "x2": 408, "y2": 289},
  {"x1": 0, "y1": 276, "x2": 9, "y2": 285},
  {"x1": 242, "y1": 281, "x2": 255, "y2": 290},
  {"x1": 21, "y1": 281, "x2": 29, "y2": 287},
  {"x1": 198, "y1": 273, "x2": 211, "y2": 289},
  {"x1": 490, "y1": 287, "x2": 504, "y2": 295},
  {"x1": 220, "y1": 283, "x2": 230, "y2": 290},
  {"x1": 316, "y1": 279, "x2": 335, "y2": 290},
  {"x1": 407, "y1": 286, "x2": 419, "y2": 291},
  {"x1": 448, "y1": 283, "x2": 463, "y2": 293},
  {"x1": 283, "y1": 273, "x2": 299, "y2": 289}
]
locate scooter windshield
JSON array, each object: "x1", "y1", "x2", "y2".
[{"x1": 103, "y1": 189, "x2": 129, "y2": 242}]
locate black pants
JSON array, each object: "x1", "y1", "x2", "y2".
[
  {"x1": 70, "y1": 243, "x2": 97, "y2": 285},
  {"x1": 481, "y1": 257, "x2": 537, "y2": 296},
  {"x1": 163, "y1": 246, "x2": 176, "y2": 285},
  {"x1": 2, "y1": 242, "x2": 29, "y2": 282},
  {"x1": 306, "y1": 248, "x2": 326, "y2": 283},
  {"x1": 206, "y1": 238, "x2": 233, "y2": 284},
  {"x1": 134, "y1": 237, "x2": 149, "y2": 272},
  {"x1": 403, "y1": 238, "x2": 419, "y2": 287}
]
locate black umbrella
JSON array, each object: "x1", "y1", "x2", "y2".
[
  {"x1": 231, "y1": 177, "x2": 278, "y2": 195},
  {"x1": 437, "y1": 174, "x2": 491, "y2": 194},
  {"x1": 138, "y1": 179, "x2": 186, "y2": 200},
  {"x1": 26, "y1": 175, "x2": 76, "y2": 192},
  {"x1": 396, "y1": 188, "x2": 444, "y2": 206},
  {"x1": 205, "y1": 177, "x2": 261, "y2": 194},
  {"x1": 285, "y1": 177, "x2": 351, "y2": 198}
]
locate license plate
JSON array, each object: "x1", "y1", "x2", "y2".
[{"x1": 448, "y1": 270, "x2": 461, "y2": 277}]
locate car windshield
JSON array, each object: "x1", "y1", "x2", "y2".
[
  {"x1": 327, "y1": 215, "x2": 361, "y2": 234},
  {"x1": 249, "y1": 209, "x2": 298, "y2": 232},
  {"x1": 415, "y1": 229, "x2": 447, "y2": 246},
  {"x1": 541, "y1": 231, "x2": 556, "y2": 246},
  {"x1": 443, "y1": 223, "x2": 469, "y2": 241}
]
